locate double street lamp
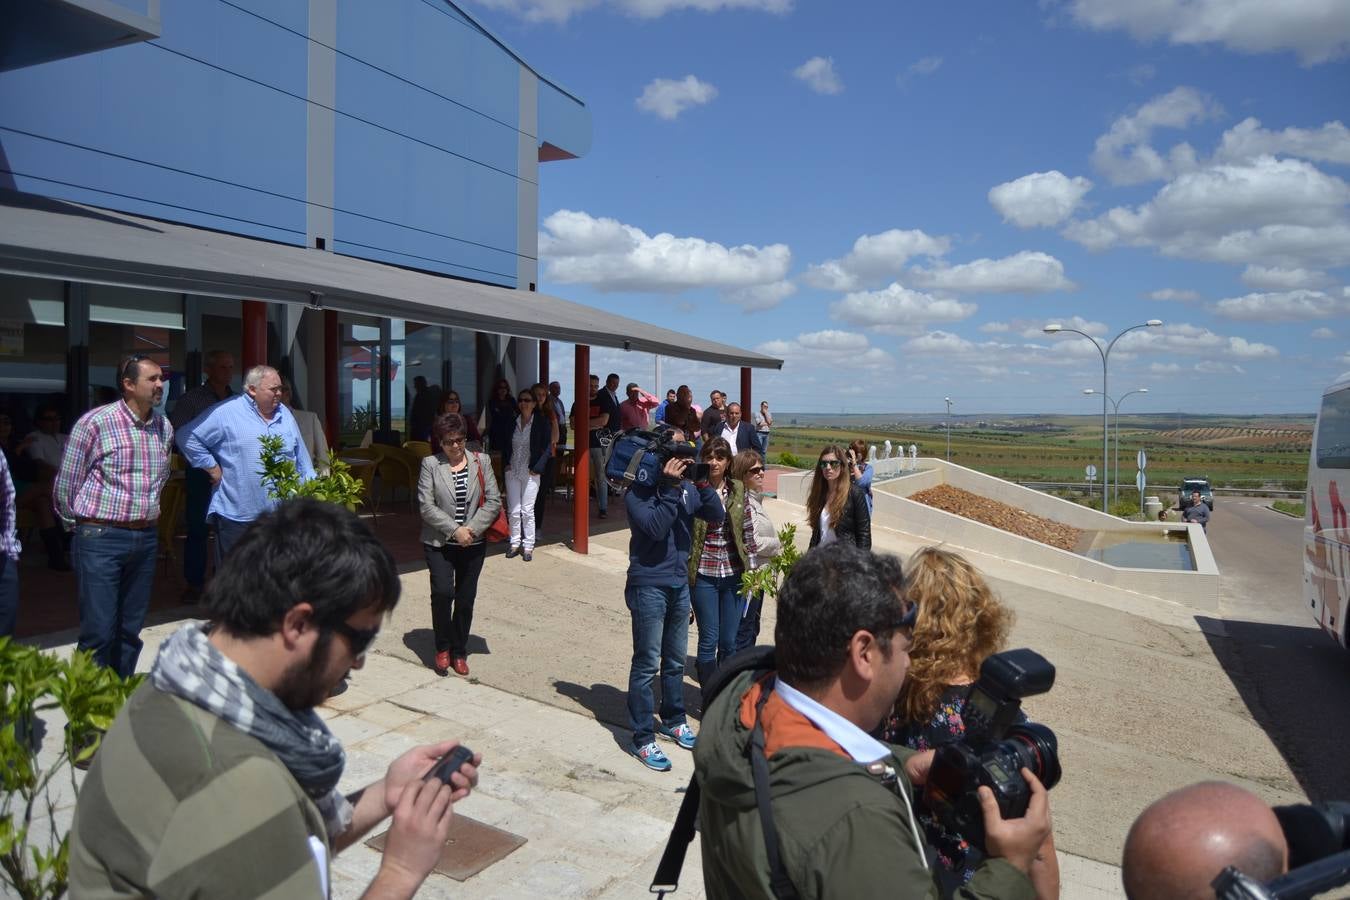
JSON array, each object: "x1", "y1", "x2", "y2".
[
  {"x1": 1044, "y1": 319, "x2": 1162, "y2": 513},
  {"x1": 1083, "y1": 387, "x2": 1148, "y2": 505}
]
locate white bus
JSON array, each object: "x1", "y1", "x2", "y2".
[{"x1": 1306, "y1": 372, "x2": 1350, "y2": 648}]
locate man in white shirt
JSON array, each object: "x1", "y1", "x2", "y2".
[{"x1": 719, "y1": 402, "x2": 757, "y2": 456}]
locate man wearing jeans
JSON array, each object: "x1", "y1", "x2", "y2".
[
  {"x1": 54, "y1": 356, "x2": 173, "y2": 676},
  {"x1": 623, "y1": 438, "x2": 723, "y2": 772}
]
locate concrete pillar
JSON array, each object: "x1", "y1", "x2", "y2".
[
  {"x1": 740, "y1": 366, "x2": 752, "y2": 418},
  {"x1": 242, "y1": 300, "x2": 267, "y2": 372},
  {"x1": 573, "y1": 344, "x2": 590, "y2": 554}
]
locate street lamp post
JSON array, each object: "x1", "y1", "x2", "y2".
[
  {"x1": 944, "y1": 397, "x2": 953, "y2": 461},
  {"x1": 1045, "y1": 319, "x2": 1162, "y2": 513},
  {"x1": 1083, "y1": 387, "x2": 1149, "y2": 505}
]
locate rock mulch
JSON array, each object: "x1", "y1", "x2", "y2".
[{"x1": 908, "y1": 484, "x2": 1083, "y2": 551}]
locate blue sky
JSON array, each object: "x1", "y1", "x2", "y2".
[{"x1": 467, "y1": 0, "x2": 1349, "y2": 415}]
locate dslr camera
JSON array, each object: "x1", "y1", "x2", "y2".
[
  {"x1": 922, "y1": 648, "x2": 1063, "y2": 849},
  {"x1": 605, "y1": 427, "x2": 702, "y2": 490},
  {"x1": 1213, "y1": 801, "x2": 1350, "y2": 899}
]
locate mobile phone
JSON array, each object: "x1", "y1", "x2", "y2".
[{"x1": 425, "y1": 745, "x2": 475, "y2": 785}]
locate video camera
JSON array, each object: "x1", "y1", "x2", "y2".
[
  {"x1": 605, "y1": 427, "x2": 702, "y2": 491},
  {"x1": 923, "y1": 648, "x2": 1063, "y2": 850},
  {"x1": 1213, "y1": 801, "x2": 1350, "y2": 899}
]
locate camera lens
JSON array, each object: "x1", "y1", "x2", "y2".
[{"x1": 1002, "y1": 722, "x2": 1062, "y2": 791}]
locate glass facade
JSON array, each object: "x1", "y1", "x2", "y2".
[
  {"x1": 87, "y1": 284, "x2": 184, "y2": 416},
  {"x1": 0, "y1": 274, "x2": 67, "y2": 436}
]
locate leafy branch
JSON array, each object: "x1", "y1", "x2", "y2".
[
  {"x1": 740, "y1": 522, "x2": 802, "y2": 601},
  {"x1": 257, "y1": 435, "x2": 366, "y2": 510}
]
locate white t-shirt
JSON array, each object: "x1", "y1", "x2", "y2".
[{"x1": 817, "y1": 509, "x2": 837, "y2": 547}]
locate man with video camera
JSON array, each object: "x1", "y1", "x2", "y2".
[
  {"x1": 624, "y1": 427, "x2": 725, "y2": 772},
  {"x1": 693, "y1": 543, "x2": 1051, "y2": 899}
]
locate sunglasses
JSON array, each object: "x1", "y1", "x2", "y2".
[
  {"x1": 518, "y1": 397, "x2": 535, "y2": 404},
  {"x1": 329, "y1": 620, "x2": 380, "y2": 657},
  {"x1": 441, "y1": 436, "x2": 466, "y2": 446},
  {"x1": 819, "y1": 460, "x2": 842, "y2": 469},
  {"x1": 748, "y1": 466, "x2": 765, "y2": 475}
]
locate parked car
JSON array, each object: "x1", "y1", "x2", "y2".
[{"x1": 1178, "y1": 477, "x2": 1214, "y2": 510}]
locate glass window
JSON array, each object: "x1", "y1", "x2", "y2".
[
  {"x1": 196, "y1": 298, "x2": 244, "y2": 402},
  {"x1": 1316, "y1": 387, "x2": 1350, "y2": 470},
  {"x1": 451, "y1": 328, "x2": 477, "y2": 417},
  {"x1": 88, "y1": 285, "x2": 184, "y2": 416},
  {"x1": 338, "y1": 313, "x2": 382, "y2": 446},
  {"x1": 399, "y1": 321, "x2": 447, "y2": 443},
  {"x1": 0, "y1": 274, "x2": 67, "y2": 435}
]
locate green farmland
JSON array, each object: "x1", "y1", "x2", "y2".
[{"x1": 770, "y1": 414, "x2": 1313, "y2": 494}]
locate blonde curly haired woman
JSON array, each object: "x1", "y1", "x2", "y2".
[{"x1": 882, "y1": 547, "x2": 1060, "y2": 899}]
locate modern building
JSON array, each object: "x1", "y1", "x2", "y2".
[{"x1": 0, "y1": 0, "x2": 780, "y2": 552}]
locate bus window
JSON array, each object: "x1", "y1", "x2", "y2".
[{"x1": 1315, "y1": 389, "x2": 1350, "y2": 469}]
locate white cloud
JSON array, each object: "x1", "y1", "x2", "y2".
[
  {"x1": 988, "y1": 171, "x2": 1094, "y2": 228},
  {"x1": 726, "y1": 280, "x2": 797, "y2": 311},
  {"x1": 1113, "y1": 322, "x2": 1280, "y2": 360},
  {"x1": 1090, "y1": 87, "x2": 1221, "y2": 185},
  {"x1": 636, "y1": 75, "x2": 718, "y2": 120},
  {"x1": 1240, "y1": 265, "x2": 1332, "y2": 290},
  {"x1": 793, "y1": 56, "x2": 844, "y2": 94},
  {"x1": 1127, "y1": 63, "x2": 1157, "y2": 85},
  {"x1": 1014, "y1": 315, "x2": 1107, "y2": 338},
  {"x1": 1058, "y1": 0, "x2": 1350, "y2": 65},
  {"x1": 470, "y1": 0, "x2": 790, "y2": 23},
  {"x1": 803, "y1": 228, "x2": 950, "y2": 291},
  {"x1": 1150, "y1": 362, "x2": 1183, "y2": 374},
  {"x1": 1195, "y1": 361, "x2": 1246, "y2": 375},
  {"x1": 1312, "y1": 327, "x2": 1337, "y2": 339},
  {"x1": 1148, "y1": 288, "x2": 1200, "y2": 302},
  {"x1": 1215, "y1": 117, "x2": 1350, "y2": 165},
  {"x1": 829, "y1": 284, "x2": 977, "y2": 334},
  {"x1": 908, "y1": 251, "x2": 1076, "y2": 294},
  {"x1": 909, "y1": 55, "x2": 944, "y2": 75},
  {"x1": 539, "y1": 209, "x2": 791, "y2": 294},
  {"x1": 1062, "y1": 155, "x2": 1350, "y2": 268},
  {"x1": 1211, "y1": 288, "x2": 1350, "y2": 322},
  {"x1": 980, "y1": 321, "x2": 1011, "y2": 333},
  {"x1": 756, "y1": 329, "x2": 893, "y2": 371}
]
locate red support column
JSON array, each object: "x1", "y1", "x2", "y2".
[
  {"x1": 241, "y1": 300, "x2": 267, "y2": 372},
  {"x1": 324, "y1": 311, "x2": 339, "y2": 447},
  {"x1": 740, "y1": 366, "x2": 752, "y2": 420},
  {"x1": 572, "y1": 344, "x2": 590, "y2": 554},
  {"x1": 539, "y1": 339, "x2": 550, "y2": 385}
]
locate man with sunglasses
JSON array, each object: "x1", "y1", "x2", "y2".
[
  {"x1": 71, "y1": 499, "x2": 481, "y2": 899},
  {"x1": 694, "y1": 543, "x2": 1051, "y2": 899},
  {"x1": 54, "y1": 355, "x2": 174, "y2": 677}
]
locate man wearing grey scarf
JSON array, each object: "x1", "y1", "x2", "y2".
[{"x1": 69, "y1": 499, "x2": 481, "y2": 899}]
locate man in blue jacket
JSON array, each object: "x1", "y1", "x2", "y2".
[{"x1": 624, "y1": 433, "x2": 724, "y2": 772}]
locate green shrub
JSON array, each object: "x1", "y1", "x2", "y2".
[
  {"x1": 776, "y1": 452, "x2": 806, "y2": 469},
  {"x1": 0, "y1": 639, "x2": 143, "y2": 899},
  {"x1": 259, "y1": 435, "x2": 366, "y2": 510}
]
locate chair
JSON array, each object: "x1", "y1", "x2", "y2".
[
  {"x1": 556, "y1": 453, "x2": 576, "y2": 501},
  {"x1": 157, "y1": 476, "x2": 186, "y2": 574},
  {"x1": 337, "y1": 448, "x2": 381, "y2": 519},
  {"x1": 371, "y1": 444, "x2": 418, "y2": 511},
  {"x1": 403, "y1": 440, "x2": 432, "y2": 459}
]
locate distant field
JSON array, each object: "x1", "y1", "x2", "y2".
[{"x1": 770, "y1": 414, "x2": 1313, "y2": 492}]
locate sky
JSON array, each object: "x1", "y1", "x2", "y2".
[{"x1": 463, "y1": 0, "x2": 1350, "y2": 415}]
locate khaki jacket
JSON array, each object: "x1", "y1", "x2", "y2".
[{"x1": 418, "y1": 451, "x2": 502, "y2": 546}]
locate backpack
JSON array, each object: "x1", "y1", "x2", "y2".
[{"x1": 651, "y1": 645, "x2": 802, "y2": 900}]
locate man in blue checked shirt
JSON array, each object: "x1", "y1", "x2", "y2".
[{"x1": 181, "y1": 365, "x2": 314, "y2": 565}]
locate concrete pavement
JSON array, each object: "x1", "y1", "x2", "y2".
[{"x1": 20, "y1": 493, "x2": 1328, "y2": 898}]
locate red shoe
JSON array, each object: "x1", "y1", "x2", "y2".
[
  {"x1": 434, "y1": 651, "x2": 451, "y2": 676},
  {"x1": 452, "y1": 656, "x2": 470, "y2": 676}
]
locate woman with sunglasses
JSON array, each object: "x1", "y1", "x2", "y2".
[
  {"x1": 418, "y1": 412, "x2": 502, "y2": 676},
  {"x1": 731, "y1": 449, "x2": 780, "y2": 651},
  {"x1": 485, "y1": 378, "x2": 517, "y2": 456},
  {"x1": 882, "y1": 547, "x2": 1060, "y2": 899},
  {"x1": 806, "y1": 444, "x2": 871, "y2": 550},
  {"x1": 686, "y1": 437, "x2": 748, "y2": 685},
  {"x1": 501, "y1": 388, "x2": 551, "y2": 562},
  {"x1": 436, "y1": 391, "x2": 482, "y2": 447}
]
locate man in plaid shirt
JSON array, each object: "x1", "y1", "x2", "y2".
[{"x1": 54, "y1": 355, "x2": 173, "y2": 676}]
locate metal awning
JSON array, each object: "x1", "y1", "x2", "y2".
[
  {"x1": 2, "y1": 0, "x2": 160, "y2": 72},
  {"x1": 0, "y1": 190, "x2": 783, "y2": 370}
]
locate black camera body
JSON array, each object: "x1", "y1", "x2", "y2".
[{"x1": 922, "y1": 648, "x2": 1062, "y2": 850}]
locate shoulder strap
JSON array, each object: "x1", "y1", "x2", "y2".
[
  {"x1": 474, "y1": 454, "x2": 489, "y2": 510},
  {"x1": 748, "y1": 676, "x2": 801, "y2": 900}
]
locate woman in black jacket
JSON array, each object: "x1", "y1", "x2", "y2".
[
  {"x1": 501, "y1": 388, "x2": 552, "y2": 561},
  {"x1": 806, "y1": 444, "x2": 871, "y2": 550}
]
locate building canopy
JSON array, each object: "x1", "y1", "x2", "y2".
[{"x1": 0, "y1": 191, "x2": 783, "y2": 370}]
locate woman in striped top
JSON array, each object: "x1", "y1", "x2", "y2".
[
  {"x1": 417, "y1": 412, "x2": 502, "y2": 677},
  {"x1": 686, "y1": 437, "x2": 750, "y2": 686}
]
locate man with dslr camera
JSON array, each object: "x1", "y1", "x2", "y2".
[
  {"x1": 694, "y1": 543, "x2": 1050, "y2": 899},
  {"x1": 624, "y1": 428, "x2": 725, "y2": 772}
]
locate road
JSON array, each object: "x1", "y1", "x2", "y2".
[{"x1": 1202, "y1": 496, "x2": 1350, "y2": 804}]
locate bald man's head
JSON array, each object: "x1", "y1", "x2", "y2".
[{"x1": 1122, "y1": 782, "x2": 1288, "y2": 899}]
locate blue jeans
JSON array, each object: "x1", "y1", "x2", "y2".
[
  {"x1": 0, "y1": 553, "x2": 18, "y2": 638},
  {"x1": 692, "y1": 573, "x2": 742, "y2": 686},
  {"x1": 757, "y1": 432, "x2": 770, "y2": 458},
  {"x1": 734, "y1": 591, "x2": 764, "y2": 652},
  {"x1": 183, "y1": 467, "x2": 212, "y2": 588},
  {"x1": 211, "y1": 514, "x2": 253, "y2": 570},
  {"x1": 73, "y1": 523, "x2": 158, "y2": 677},
  {"x1": 625, "y1": 583, "x2": 690, "y2": 747}
]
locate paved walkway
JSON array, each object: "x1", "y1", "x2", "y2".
[{"x1": 19, "y1": 493, "x2": 1312, "y2": 898}]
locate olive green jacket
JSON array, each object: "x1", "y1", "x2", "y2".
[{"x1": 688, "y1": 478, "x2": 750, "y2": 583}]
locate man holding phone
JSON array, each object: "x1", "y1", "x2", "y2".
[
  {"x1": 623, "y1": 430, "x2": 725, "y2": 771},
  {"x1": 70, "y1": 500, "x2": 480, "y2": 899}
]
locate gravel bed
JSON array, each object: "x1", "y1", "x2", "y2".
[{"x1": 908, "y1": 484, "x2": 1083, "y2": 551}]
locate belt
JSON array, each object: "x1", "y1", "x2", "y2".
[{"x1": 77, "y1": 517, "x2": 157, "y2": 531}]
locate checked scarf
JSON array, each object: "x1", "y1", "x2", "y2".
[{"x1": 150, "y1": 622, "x2": 354, "y2": 838}]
